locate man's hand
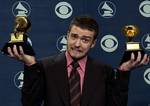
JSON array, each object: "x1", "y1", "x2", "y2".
[
  {"x1": 119, "y1": 52, "x2": 149, "y2": 71},
  {"x1": 7, "y1": 45, "x2": 36, "y2": 66}
]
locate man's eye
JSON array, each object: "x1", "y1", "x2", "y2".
[
  {"x1": 81, "y1": 38, "x2": 91, "y2": 43},
  {"x1": 71, "y1": 34, "x2": 78, "y2": 39}
]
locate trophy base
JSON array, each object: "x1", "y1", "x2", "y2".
[
  {"x1": 120, "y1": 49, "x2": 145, "y2": 64},
  {"x1": 1, "y1": 42, "x2": 35, "y2": 56}
]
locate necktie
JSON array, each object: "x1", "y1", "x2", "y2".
[{"x1": 69, "y1": 61, "x2": 81, "y2": 106}]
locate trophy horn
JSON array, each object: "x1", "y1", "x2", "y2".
[
  {"x1": 122, "y1": 25, "x2": 139, "y2": 42},
  {"x1": 14, "y1": 16, "x2": 31, "y2": 32}
]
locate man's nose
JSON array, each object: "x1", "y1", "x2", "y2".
[{"x1": 74, "y1": 39, "x2": 81, "y2": 47}]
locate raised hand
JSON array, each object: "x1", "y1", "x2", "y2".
[
  {"x1": 7, "y1": 45, "x2": 36, "y2": 66},
  {"x1": 119, "y1": 52, "x2": 149, "y2": 71}
]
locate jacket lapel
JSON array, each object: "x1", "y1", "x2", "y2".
[
  {"x1": 81, "y1": 57, "x2": 98, "y2": 106},
  {"x1": 54, "y1": 53, "x2": 70, "y2": 106},
  {"x1": 54, "y1": 54, "x2": 99, "y2": 106}
]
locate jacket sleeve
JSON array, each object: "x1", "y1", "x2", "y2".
[
  {"x1": 21, "y1": 61, "x2": 45, "y2": 106},
  {"x1": 106, "y1": 66, "x2": 130, "y2": 106}
]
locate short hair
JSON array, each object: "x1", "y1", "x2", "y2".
[{"x1": 68, "y1": 15, "x2": 99, "y2": 39}]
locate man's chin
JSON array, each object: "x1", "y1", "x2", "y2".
[
  {"x1": 68, "y1": 51, "x2": 86, "y2": 60},
  {"x1": 72, "y1": 55, "x2": 85, "y2": 60}
]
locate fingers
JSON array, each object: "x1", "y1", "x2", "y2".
[
  {"x1": 135, "y1": 52, "x2": 150, "y2": 65},
  {"x1": 7, "y1": 47, "x2": 14, "y2": 57},
  {"x1": 13, "y1": 45, "x2": 19, "y2": 57},
  {"x1": 134, "y1": 51, "x2": 142, "y2": 65},
  {"x1": 136, "y1": 51, "x2": 142, "y2": 61},
  {"x1": 130, "y1": 52, "x2": 135, "y2": 63},
  {"x1": 128, "y1": 52, "x2": 138, "y2": 66},
  {"x1": 140, "y1": 54, "x2": 150, "y2": 65},
  {"x1": 7, "y1": 45, "x2": 24, "y2": 60},
  {"x1": 19, "y1": 46, "x2": 25, "y2": 55},
  {"x1": 130, "y1": 51, "x2": 149, "y2": 67},
  {"x1": 120, "y1": 51, "x2": 149, "y2": 71}
]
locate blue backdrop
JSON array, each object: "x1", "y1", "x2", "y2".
[{"x1": 0, "y1": 0, "x2": 150, "y2": 106}]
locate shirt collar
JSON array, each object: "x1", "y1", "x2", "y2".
[{"x1": 65, "y1": 51, "x2": 87, "y2": 72}]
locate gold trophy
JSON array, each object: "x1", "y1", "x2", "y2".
[
  {"x1": 120, "y1": 25, "x2": 144, "y2": 63},
  {"x1": 1, "y1": 16, "x2": 35, "y2": 56}
]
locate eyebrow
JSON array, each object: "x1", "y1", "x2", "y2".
[
  {"x1": 70, "y1": 33, "x2": 93, "y2": 39},
  {"x1": 81, "y1": 35, "x2": 93, "y2": 39}
]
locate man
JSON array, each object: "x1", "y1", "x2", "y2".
[{"x1": 7, "y1": 16, "x2": 149, "y2": 106}]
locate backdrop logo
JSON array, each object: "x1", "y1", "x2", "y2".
[
  {"x1": 56, "y1": 35, "x2": 67, "y2": 51},
  {"x1": 12, "y1": 1, "x2": 31, "y2": 16},
  {"x1": 144, "y1": 68, "x2": 150, "y2": 85},
  {"x1": 141, "y1": 33, "x2": 150, "y2": 52},
  {"x1": 139, "y1": 0, "x2": 150, "y2": 17},
  {"x1": 55, "y1": 2, "x2": 73, "y2": 19},
  {"x1": 100, "y1": 34, "x2": 118, "y2": 52},
  {"x1": 98, "y1": 1, "x2": 116, "y2": 18},
  {"x1": 14, "y1": 71, "x2": 24, "y2": 89}
]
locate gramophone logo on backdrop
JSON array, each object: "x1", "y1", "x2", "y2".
[
  {"x1": 12, "y1": 1, "x2": 31, "y2": 16},
  {"x1": 100, "y1": 34, "x2": 118, "y2": 52},
  {"x1": 14, "y1": 71, "x2": 24, "y2": 89},
  {"x1": 98, "y1": 1, "x2": 116, "y2": 18},
  {"x1": 55, "y1": 2, "x2": 73, "y2": 19},
  {"x1": 139, "y1": 0, "x2": 150, "y2": 17},
  {"x1": 141, "y1": 33, "x2": 150, "y2": 52},
  {"x1": 56, "y1": 35, "x2": 67, "y2": 51},
  {"x1": 144, "y1": 68, "x2": 150, "y2": 85}
]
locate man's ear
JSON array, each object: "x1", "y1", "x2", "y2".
[{"x1": 91, "y1": 39, "x2": 97, "y2": 48}]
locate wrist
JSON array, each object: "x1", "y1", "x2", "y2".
[
  {"x1": 118, "y1": 66, "x2": 130, "y2": 71},
  {"x1": 25, "y1": 58, "x2": 36, "y2": 66}
]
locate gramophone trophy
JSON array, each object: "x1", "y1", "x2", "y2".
[
  {"x1": 1, "y1": 16, "x2": 35, "y2": 56},
  {"x1": 120, "y1": 25, "x2": 144, "y2": 64}
]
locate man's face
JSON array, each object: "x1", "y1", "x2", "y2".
[{"x1": 67, "y1": 25, "x2": 96, "y2": 59}]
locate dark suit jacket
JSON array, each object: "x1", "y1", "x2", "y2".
[{"x1": 22, "y1": 52, "x2": 130, "y2": 106}]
